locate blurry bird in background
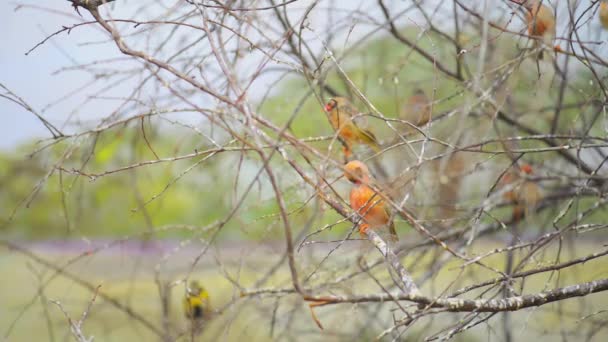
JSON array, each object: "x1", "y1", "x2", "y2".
[
  {"x1": 433, "y1": 151, "x2": 466, "y2": 221},
  {"x1": 344, "y1": 160, "x2": 398, "y2": 241},
  {"x1": 521, "y1": 0, "x2": 556, "y2": 60},
  {"x1": 324, "y1": 97, "x2": 381, "y2": 160},
  {"x1": 184, "y1": 280, "x2": 212, "y2": 321},
  {"x1": 400, "y1": 89, "x2": 432, "y2": 133},
  {"x1": 499, "y1": 163, "x2": 542, "y2": 221},
  {"x1": 600, "y1": 1, "x2": 608, "y2": 29}
]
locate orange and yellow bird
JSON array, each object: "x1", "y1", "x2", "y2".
[
  {"x1": 500, "y1": 163, "x2": 542, "y2": 221},
  {"x1": 344, "y1": 160, "x2": 398, "y2": 240},
  {"x1": 523, "y1": 0, "x2": 556, "y2": 60},
  {"x1": 600, "y1": 1, "x2": 608, "y2": 29},
  {"x1": 324, "y1": 97, "x2": 381, "y2": 159}
]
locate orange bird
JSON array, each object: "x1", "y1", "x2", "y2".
[
  {"x1": 499, "y1": 163, "x2": 542, "y2": 221},
  {"x1": 600, "y1": 1, "x2": 608, "y2": 29},
  {"x1": 344, "y1": 160, "x2": 398, "y2": 240},
  {"x1": 523, "y1": 0, "x2": 556, "y2": 60},
  {"x1": 324, "y1": 97, "x2": 381, "y2": 159},
  {"x1": 401, "y1": 88, "x2": 431, "y2": 131}
]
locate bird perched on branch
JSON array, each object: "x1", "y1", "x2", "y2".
[
  {"x1": 434, "y1": 151, "x2": 466, "y2": 220},
  {"x1": 344, "y1": 160, "x2": 398, "y2": 241},
  {"x1": 400, "y1": 89, "x2": 432, "y2": 134},
  {"x1": 68, "y1": 0, "x2": 115, "y2": 15},
  {"x1": 521, "y1": 0, "x2": 556, "y2": 60},
  {"x1": 600, "y1": 1, "x2": 608, "y2": 29},
  {"x1": 324, "y1": 98, "x2": 381, "y2": 160},
  {"x1": 183, "y1": 280, "x2": 212, "y2": 321},
  {"x1": 499, "y1": 163, "x2": 542, "y2": 222}
]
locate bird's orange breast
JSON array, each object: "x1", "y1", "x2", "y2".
[
  {"x1": 528, "y1": 16, "x2": 548, "y2": 36},
  {"x1": 526, "y1": 5, "x2": 554, "y2": 37},
  {"x1": 339, "y1": 126, "x2": 356, "y2": 140},
  {"x1": 350, "y1": 185, "x2": 389, "y2": 226},
  {"x1": 329, "y1": 111, "x2": 352, "y2": 133}
]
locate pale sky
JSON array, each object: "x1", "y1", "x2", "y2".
[{"x1": 1, "y1": 1, "x2": 123, "y2": 150}]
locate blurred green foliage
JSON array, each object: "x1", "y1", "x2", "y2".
[{"x1": 1, "y1": 240, "x2": 606, "y2": 341}]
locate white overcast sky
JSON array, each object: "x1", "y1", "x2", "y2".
[{"x1": 1, "y1": 1, "x2": 120, "y2": 150}]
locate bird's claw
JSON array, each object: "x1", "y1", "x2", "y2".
[
  {"x1": 69, "y1": 1, "x2": 83, "y2": 16},
  {"x1": 358, "y1": 224, "x2": 370, "y2": 237}
]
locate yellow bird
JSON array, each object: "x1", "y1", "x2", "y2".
[
  {"x1": 183, "y1": 280, "x2": 212, "y2": 320},
  {"x1": 324, "y1": 97, "x2": 381, "y2": 159},
  {"x1": 600, "y1": 1, "x2": 608, "y2": 29},
  {"x1": 523, "y1": 0, "x2": 556, "y2": 60}
]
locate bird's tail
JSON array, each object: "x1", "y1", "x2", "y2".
[
  {"x1": 368, "y1": 140, "x2": 381, "y2": 153},
  {"x1": 533, "y1": 40, "x2": 544, "y2": 60},
  {"x1": 388, "y1": 221, "x2": 399, "y2": 242},
  {"x1": 512, "y1": 204, "x2": 524, "y2": 222}
]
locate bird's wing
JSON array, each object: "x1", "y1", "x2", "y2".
[
  {"x1": 388, "y1": 220, "x2": 398, "y2": 241},
  {"x1": 358, "y1": 128, "x2": 381, "y2": 150},
  {"x1": 352, "y1": 112, "x2": 370, "y2": 130}
]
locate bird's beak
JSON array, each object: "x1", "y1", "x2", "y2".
[{"x1": 324, "y1": 104, "x2": 332, "y2": 112}]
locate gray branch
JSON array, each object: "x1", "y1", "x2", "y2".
[
  {"x1": 305, "y1": 278, "x2": 608, "y2": 312},
  {"x1": 365, "y1": 229, "x2": 420, "y2": 295}
]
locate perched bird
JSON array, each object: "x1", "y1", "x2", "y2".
[
  {"x1": 183, "y1": 280, "x2": 212, "y2": 321},
  {"x1": 69, "y1": 0, "x2": 116, "y2": 15},
  {"x1": 499, "y1": 163, "x2": 542, "y2": 221},
  {"x1": 433, "y1": 151, "x2": 466, "y2": 220},
  {"x1": 344, "y1": 160, "x2": 398, "y2": 240},
  {"x1": 600, "y1": 1, "x2": 608, "y2": 29},
  {"x1": 401, "y1": 89, "x2": 432, "y2": 132},
  {"x1": 324, "y1": 97, "x2": 381, "y2": 159},
  {"x1": 523, "y1": 0, "x2": 556, "y2": 60}
]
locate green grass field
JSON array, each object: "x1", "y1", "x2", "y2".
[{"x1": 1, "y1": 238, "x2": 607, "y2": 341}]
